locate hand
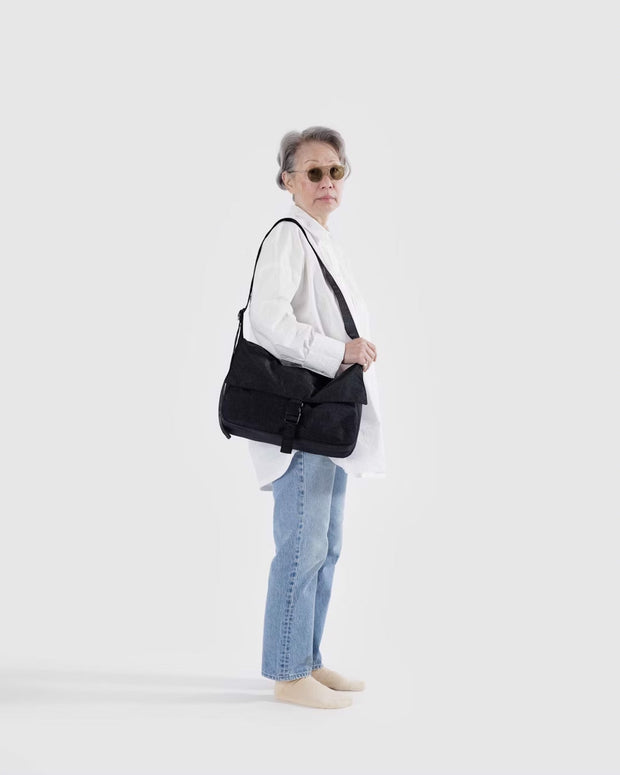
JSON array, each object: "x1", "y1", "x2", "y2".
[{"x1": 343, "y1": 337, "x2": 377, "y2": 372}]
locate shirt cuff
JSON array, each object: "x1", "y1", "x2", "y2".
[{"x1": 304, "y1": 333, "x2": 346, "y2": 378}]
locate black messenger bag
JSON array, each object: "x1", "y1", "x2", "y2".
[{"x1": 218, "y1": 217, "x2": 367, "y2": 457}]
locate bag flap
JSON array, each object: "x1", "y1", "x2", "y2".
[
  {"x1": 227, "y1": 338, "x2": 329, "y2": 400},
  {"x1": 305, "y1": 363, "x2": 368, "y2": 405},
  {"x1": 226, "y1": 339, "x2": 367, "y2": 404}
]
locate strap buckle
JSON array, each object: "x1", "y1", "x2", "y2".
[
  {"x1": 281, "y1": 400, "x2": 303, "y2": 454},
  {"x1": 284, "y1": 400, "x2": 303, "y2": 424}
]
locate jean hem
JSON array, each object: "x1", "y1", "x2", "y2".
[
  {"x1": 262, "y1": 662, "x2": 323, "y2": 681},
  {"x1": 262, "y1": 669, "x2": 313, "y2": 681}
]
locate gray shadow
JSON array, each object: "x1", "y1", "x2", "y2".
[{"x1": 0, "y1": 666, "x2": 275, "y2": 705}]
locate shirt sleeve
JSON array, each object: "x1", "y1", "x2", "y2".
[{"x1": 248, "y1": 222, "x2": 346, "y2": 378}]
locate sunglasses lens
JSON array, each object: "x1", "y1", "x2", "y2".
[{"x1": 304, "y1": 165, "x2": 345, "y2": 182}]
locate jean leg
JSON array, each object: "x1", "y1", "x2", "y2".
[
  {"x1": 261, "y1": 451, "x2": 336, "y2": 681},
  {"x1": 312, "y1": 463, "x2": 347, "y2": 669}
]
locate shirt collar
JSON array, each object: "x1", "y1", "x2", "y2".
[{"x1": 286, "y1": 202, "x2": 332, "y2": 241}]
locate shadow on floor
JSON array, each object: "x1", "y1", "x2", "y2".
[{"x1": 0, "y1": 666, "x2": 273, "y2": 705}]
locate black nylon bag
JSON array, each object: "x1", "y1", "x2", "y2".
[{"x1": 218, "y1": 217, "x2": 367, "y2": 457}]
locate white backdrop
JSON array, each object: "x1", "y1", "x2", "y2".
[{"x1": 1, "y1": 2, "x2": 618, "y2": 774}]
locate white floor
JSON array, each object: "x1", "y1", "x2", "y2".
[{"x1": 1, "y1": 649, "x2": 617, "y2": 775}]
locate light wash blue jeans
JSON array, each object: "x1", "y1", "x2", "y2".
[{"x1": 261, "y1": 450, "x2": 348, "y2": 681}]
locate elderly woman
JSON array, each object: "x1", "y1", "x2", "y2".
[{"x1": 244, "y1": 126, "x2": 386, "y2": 709}]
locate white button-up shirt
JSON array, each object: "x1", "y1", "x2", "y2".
[{"x1": 244, "y1": 202, "x2": 387, "y2": 491}]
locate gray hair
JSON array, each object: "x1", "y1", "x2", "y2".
[{"x1": 276, "y1": 126, "x2": 351, "y2": 190}]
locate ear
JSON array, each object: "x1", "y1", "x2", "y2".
[{"x1": 282, "y1": 171, "x2": 294, "y2": 194}]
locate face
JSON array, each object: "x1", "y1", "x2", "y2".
[{"x1": 282, "y1": 141, "x2": 345, "y2": 227}]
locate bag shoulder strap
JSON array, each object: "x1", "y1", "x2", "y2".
[{"x1": 238, "y1": 217, "x2": 360, "y2": 341}]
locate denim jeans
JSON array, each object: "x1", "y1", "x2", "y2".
[{"x1": 261, "y1": 450, "x2": 348, "y2": 680}]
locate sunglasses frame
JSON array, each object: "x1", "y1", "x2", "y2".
[{"x1": 289, "y1": 164, "x2": 346, "y2": 183}]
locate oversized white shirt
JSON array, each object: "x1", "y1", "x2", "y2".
[{"x1": 244, "y1": 202, "x2": 387, "y2": 491}]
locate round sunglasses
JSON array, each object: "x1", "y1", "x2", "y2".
[{"x1": 289, "y1": 164, "x2": 346, "y2": 183}]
